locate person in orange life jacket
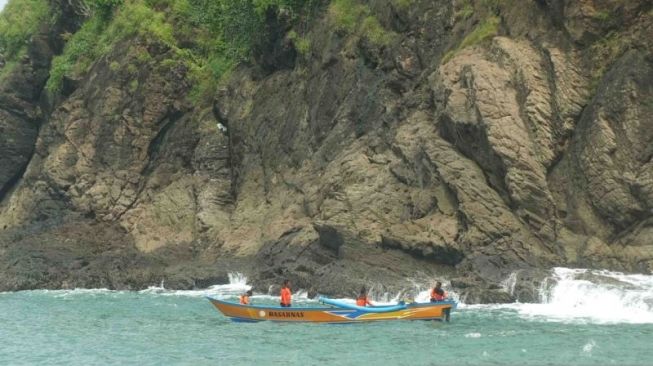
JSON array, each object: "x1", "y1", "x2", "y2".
[
  {"x1": 240, "y1": 289, "x2": 253, "y2": 305},
  {"x1": 356, "y1": 287, "x2": 373, "y2": 307},
  {"x1": 280, "y1": 280, "x2": 292, "y2": 307},
  {"x1": 430, "y1": 281, "x2": 447, "y2": 302}
]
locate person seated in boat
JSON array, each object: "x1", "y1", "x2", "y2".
[
  {"x1": 430, "y1": 281, "x2": 447, "y2": 302},
  {"x1": 356, "y1": 287, "x2": 374, "y2": 307},
  {"x1": 240, "y1": 289, "x2": 253, "y2": 305},
  {"x1": 280, "y1": 280, "x2": 292, "y2": 307}
]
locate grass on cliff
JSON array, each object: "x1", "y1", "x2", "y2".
[
  {"x1": 288, "y1": 30, "x2": 310, "y2": 56},
  {"x1": 0, "y1": 0, "x2": 49, "y2": 59},
  {"x1": 393, "y1": 0, "x2": 414, "y2": 9},
  {"x1": 442, "y1": 15, "x2": 500, "y2": 63},
  {"x1": 328, "y1": 0, "x2": 397, "y2": 47},
  {"x1": 454, "y1": 0, "x2": 474, "y2": 21},
  {"x1": 183, "y1": 0, "x2": 321, "y2": 102},
  {"x1": 47, "y1": 1, "x2": 175, "y2": 92},
  {"x1": 0, "y1": 0, "x2": 49, "y2": 80},
  {"x1": 587, "y1": 31, "x2": 630, "y2": 93},
  {"x1": 46, "y1": 0, "x2": 319, "y2": 102}
]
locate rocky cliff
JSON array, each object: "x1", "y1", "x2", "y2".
[{"x1": 0, "y1": 0, "x2": 651, "y2": 303}]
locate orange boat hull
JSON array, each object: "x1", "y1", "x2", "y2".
[{"x1": 207, "y1": 298, "x2": 455, "y2": 323}]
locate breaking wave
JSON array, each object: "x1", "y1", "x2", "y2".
[
  {"x1": 518, "y1": 267, "x2": 653, "y2": 324},
  {"x1": 471, "y1": 267, "x2": 653, "y2": 324},
  {"x1": 139, "y1": 273, "x2": 312, "y2": 301}
]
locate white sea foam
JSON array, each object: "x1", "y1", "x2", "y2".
[
  {"x1": 8, "y1": 272, "x2": 318, "y2": 302},
  {"x1": 517, "y1": 268, "x2": 653, "y2": 324},
  {"x1": 501, "y1": 271, "x2": 518, "y2": 296},
  {"x1": 23, "y1": 288, "x2": 115, "y2": 298},
  {"x1": 139, "y1": 272, "x2": 252, "y2": 298},
  {"x1": 52, "y1": 288, "x2": 114, "y2": 297},
  {"x1": 138, "y1": 273, "x2": 315, "y2": 301},
  {"x1": 463, "y1": 268, "x2": 653, "y2": 324}
]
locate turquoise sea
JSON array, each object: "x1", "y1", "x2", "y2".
[{"x1": 1, "y1": 268, "x2": 652, "y2": 365}]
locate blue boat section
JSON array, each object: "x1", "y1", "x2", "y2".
[
  {"x1": 319, "y1": 297, "x2": 407, "y2": 313},
  {"x1": 408, "y1": 300, "x2": 458, "y2": 310},
  {"x1": 320, "y1": 297, "x2": 458, "y2": 311},
  {"x1": 230, "y1": 317, "x2": 262, "y2": 323},
  {"x1": 206, "y1": 296, "x2": 338, "y2": 311}
]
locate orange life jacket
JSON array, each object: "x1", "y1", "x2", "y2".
[
  {"x1": 356, "y1": 296, "x2": 371, "y2": 307},
  {"x1": 280, "y1": 287, "x2": 292, "y2": 305},
  {"x1": 430, "y1": 288, "x2": 446, "y2": 301},
  {"x1": 240, "y1": 295, "x2": 249, "y2": 305}
]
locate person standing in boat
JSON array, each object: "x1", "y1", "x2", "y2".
[
  {"x1": 430, "y1": 281, "x2": 447, "y2": 302},
  {"x1": 356, "y1": 287, "x2": 374, "y2": 307},
  {"x1": 240, "y1": 289, "x2": 253, "y2": 305},
  {"x1": 280, "y1": 280, "x2": 292, "y2": 307}
]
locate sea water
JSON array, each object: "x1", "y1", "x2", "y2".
[{"x1": 1, "y1": 268, "x2": 652, "y2": 365}]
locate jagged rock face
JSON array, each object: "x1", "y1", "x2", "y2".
[
  {"x1": 0, "y1": 0, "x2": 651, "y2": 301},
  {"x1": 0, "y1": 33, "x2": 47, "y2": 201},
  {"x1": 570, "y1": 51, "x2": 653, "y2": 233},
  {"x1": 0, "y1": 0, "x2": 87, "y2": 200},
  {"x1": 553, "y1": 50, "x2": 653, "y2": 272},
  {"x1": 0, "y1": 108, "x2": 37, "y2": 200},
  {"x1": 2, "y1": 41, "x2": 187, "y2": 225},
  {"x1": 435, "y1": 36, "x2": 592, "y2": 247}
]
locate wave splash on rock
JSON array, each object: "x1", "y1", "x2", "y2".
[{"x1": 468, "y1": 268, "x2": 653, "y2": 324}]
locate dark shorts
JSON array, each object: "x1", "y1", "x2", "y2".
[{"x1": 280, "y1": 303, "x2": 291, "y2": 307}]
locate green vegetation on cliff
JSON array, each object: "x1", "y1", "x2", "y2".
[
  {"x1": 442, "y1": 15, "x2": 500, "y2": 63},
  {"x1": 0, "y1": 0, "x2": 49, "y2": 59},
  {"x1": 47, "y1": 1, "x2": 175, "y2": 92},
  {"x1": 588, "y1": 31, "x2": 627, "y2": 91},
  {"x1": 0, "y1": 0, "x2": 49, "y2": 79},
  {"x1": 46, "y1": 0, "x2": 320, "y2": 100},
  {"x1": 287, "y1": 30, "x2": 310, "y2": 56},
  {"x1": 7, "y1": 0, "x2": 396, "y2": 100},
  {"x1": 328, "y1": 0, "x2": 396, "y2": 46}
]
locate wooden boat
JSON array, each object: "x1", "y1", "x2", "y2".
[{"x1": 207, "y1": 296, "x2": 456, "y2": 323}]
